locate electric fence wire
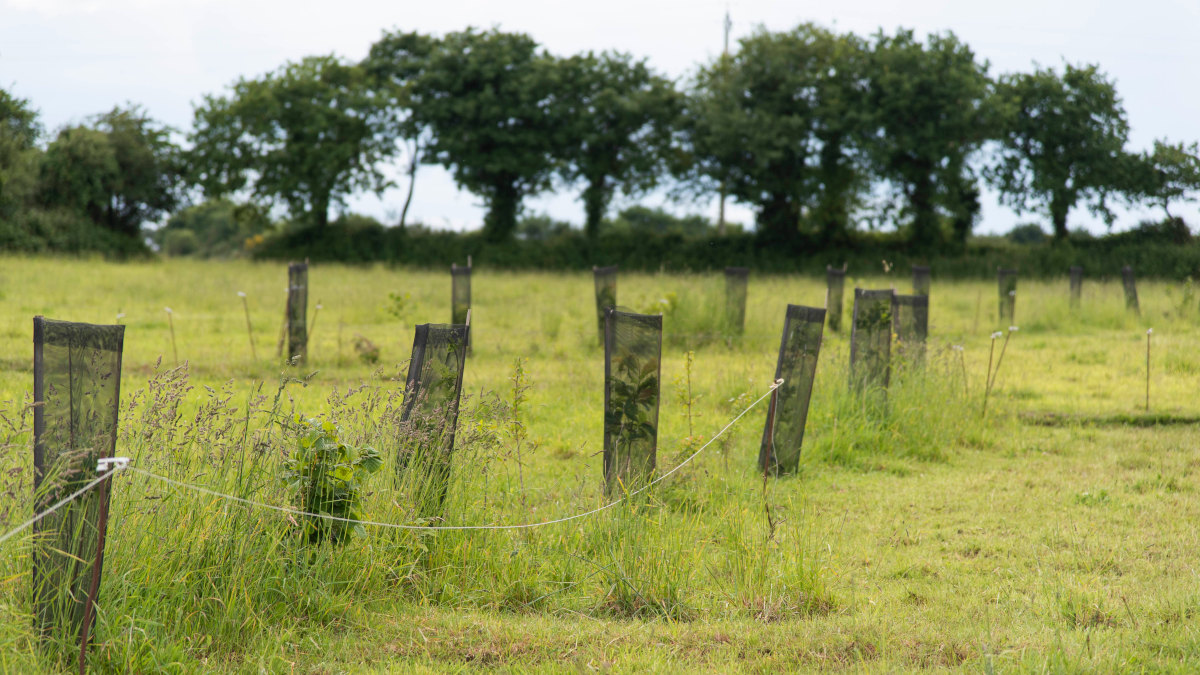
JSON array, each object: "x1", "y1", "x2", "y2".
[
  {"x1": 0, "y1": 378, "x2": 782, "y2": 541},
  {"x1": 0, "y1": 466, "x2": 128, "y2": 547},
  {"x1": 126, "y1": 378, "x2": 784, "y2": 532}
]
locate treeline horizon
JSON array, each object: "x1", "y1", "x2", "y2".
[{"x1": 1, "y1": 21, "x2": 1199, "y2": 259}]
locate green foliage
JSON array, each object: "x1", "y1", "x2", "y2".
[
  {"x1": 988, "y1": 63, "x2": 1131, "y2": 240},
  {"x1": 516, "y1": 212, "x2": 573, "y2": 240},
  {"x1": 555, "y1": 51, "x2": 683, "y2": 237},
  {"x1": 605, "y1": 205, "x2": 714, "y2": 237},
  {"x1": 189, "y1": 55, "x2": 396, "y2": 229},
  {"x1": 282, "y1": 415, "x2": 382, "y2": 544},
  {"x1": 1128, "y1": 139, "x2": 1200, "y2": 218},
  {"x1": 0, "y1": 87, "x2": 40, "y2": 222},
  {"x1": 865, "y1": 29, "x2": 991, "y2": 247},
  {"x1": 153, "y1": 198, "x2": 272, "y2": 257},
  {"x1": 39, "y1": 106, "x2": 181, "y2": 238},
  {"x1": 1007, "y1": 223, "x2": 1049, "y2": 245},
  {"x1": 688, "y1": 24, "x2": 872, "y2": 243},
  {"x1": 408, "y1": 29, "x2": 564, "y2": 241}
]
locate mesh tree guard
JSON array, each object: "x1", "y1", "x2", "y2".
[
  {"x1": 892, "y1": 294, "x2": 929, "y2": 364},
  {"x1": 593, "y1": 265, "x2": 618, "y2": 344},
  {"x1": 825, "y1": 265, "x2": 846, "y2": 332},
  {"x1": 32, "y1": 317, "x2": 124, "y2": 653},
  {"x1": 1069, "y1": 266, "x2": 1083, "y2": 308},
  {"x1": 286, "y1": 262, "x2": 308, "y2": 364},
  {"x1": 451, "y1": 264, "x2": 471, "y2": 325},
  {"x1": 603, "y1": 308, "x2": 661, "y2": 494},
  {"x1": 850, "y1": 289, "x2": 893, "y2": 391},
  {"x1": 759, "y1": 305, "x2": 825, "y2": 475},
  {"x1": 451, "y1": 263, "x2": 472, "y2": 349},
  {"x1": 1121, "y1": 265, "x2": 1140, "y2": 314},
  {"x1": 724, "y1": 267, "x2": 749, "y2": 337},
  {"x1": 997, "y1": 268, "x2": 1017, "y2": 323},
  {"x1": 397, "y1": 320, "x2": 470, "y2": 516},
  {"x1": 912, "y1": 265, "x2": 931, "y2": 296}
]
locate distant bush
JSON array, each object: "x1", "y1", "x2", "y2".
[
  {"x1": 0, "y1": 207, "x2": 148, "y2": 257},
  {"x1": 1007, "y1": 223, "x2": 1048, "y2": 245}
]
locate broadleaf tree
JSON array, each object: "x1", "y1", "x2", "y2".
[
  {"x1": 687, "y1": 25, "x2": 872, "y2": 244},
  {"x1": 865, "y1": 29, "x2": 991, "y2": 247},
  {"x1": 408, "y1": 28, "x2": 563, "y2": 241},
  {"x1": 556, "y1": 51, "x2": 682, "y2": 238},
  {"x1": 39, "y1": 105, "x2": 180, "y2": 236},
  {"x1": 0, "y1": 88, "x2": 41, "y2": 221},
  {"x1": 986, "y1": 63, "x2": 1130, "y2": 240},
  {"x1": 189, "y1": 55, "x2": 396, "y2": 229}
]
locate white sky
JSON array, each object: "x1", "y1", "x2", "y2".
[{"x1": 2, "y1": 0, "x2": 1198, "y2": 235}]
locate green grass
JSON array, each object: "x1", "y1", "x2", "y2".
[{"x1": 1, "y1": 257, "x2": 1199, "y2": 672}]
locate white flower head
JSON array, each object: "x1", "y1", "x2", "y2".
[
  {"x1": 164, "y1": 307, "x2": 173, "y2": 314},
  {"x1": 1008, "y1": 290, "x2": 1016, "y2": 297},
  {"x1": 237, "y1": 291, "x2": 247, "y2": 297},
  {"x1": 991, "y1": 331, "x2": 1003, "y2": 339},
  {"x1": 1009, "y1": 326, "x2": 1019, "y2": 332},
  {"x1": 952, "y1": 344, "x2": 964, "y2": 352},
  {"x1": 116, "y1": 313, "x2": 125, "y2": 320},
  {"x1": 316, "y1": 304, "x2": 324, "y2": 310},
  {"x1": 1147, "y1": 328, "x2": 1154, "y2": 335}
]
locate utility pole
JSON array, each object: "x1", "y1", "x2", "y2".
[{"x1": 718, "y1": 7, "x2": 731, "y2": 236}]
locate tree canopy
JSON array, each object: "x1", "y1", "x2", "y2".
[
  {"x1": 407, "y1": 28, "x2": 564, "y2": 241},
  {"x1": 556, "y1": 51, "x2": 682, "y2": 237},
  {"x1": 987, "y1": 63, "x2": 1131, "y2": 240},
  {"x1": 189, "y1": 55, "x2": 395, "y2": 229}
]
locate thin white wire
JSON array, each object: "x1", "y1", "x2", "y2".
[
  {"x1": 0, "y1": 466, "x2": 126, "y2": 547},
  {"x1": 126, "y1": 378, "x2": 784, "y2": 532}
]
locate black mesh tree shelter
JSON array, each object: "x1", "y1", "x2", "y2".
[
  {"x1": 850, "y1": 289, "x2": 893, "y2": 391},
  {"x1": 998, "y1": 268, "x2": 1017, "y2": 323},
  {"x1": 724, "y1": 267, "x2": 749, "y2": 337},
  {"x1": 825, "y1": 266, "x2": 846, "y2": 332},
  {"x1": 451, "y1": 263, "x2": 472, "y2": 349},
  {"x1": 593, "y1": 266, "x2": 617, "y2": 343},
  {"x1": 451, "y1": 264, "x2": 471, "y2": 325},
  {"x1": 892, "y1": 294, "x2": 929, "y2": 363},
  {"x1": 603, "y1": 308, "x2": 662, "y2": 494},
  {"x1": 1070, "y1": 266, "x2": 1083, "y2": 307},
  {"x1": 912, "y1": 265, "x2": 931, "y2": 296},
  {"x1": 1121, "y1": 265, "x2": 1140, "y2": 314},
  {"x1": 32, "y1": 317, "x2": 124, "y2": 651},
  {"x1": 286, "y1": 262, "x2": 308, "y2": 364},
  {"x1": 397, "y1": 320, "x2": 470, "y2": 515},
  {"x1": 759, "y1": 305, "x2": 825, "y2": 475}
]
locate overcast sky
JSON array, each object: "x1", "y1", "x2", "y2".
[{"x1": 3, "y1": 0, "x2": 1198, "y2": 235}]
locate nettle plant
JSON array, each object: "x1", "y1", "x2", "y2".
[{"x1": 282, "y1": 415, "x2": 383, "y2": 545}]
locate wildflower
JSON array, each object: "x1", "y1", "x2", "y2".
[
  {"x1": 1008, "y1": 290, "x2": 1016, "y2": 297},
  {"x1": 1147, "y1": 328, "x2": 1153, "y2": 335},
  {"x1": 316, "y1": 304, "x2": 324, "y2": 310},
  {"x1": 237, "y1": 291, "x2": 247, "y2": 297},
  {"x1": 951, "y1": 344, "x2": 964, "y2": 352},
  {"x1": 164, "y1": 307, "x2": 173, "y2": 314},
  {"x1": 1009, "y1": 326, "x2": 1019, "y2": 332},
  {"x1": 116, "y1": 313, "x2": 125, "y2": 321},
  {"x1": 991, "y1": 331, "x2": 1003, "y2": 339}
]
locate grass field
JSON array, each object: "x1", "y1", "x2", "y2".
[{"x1": 1, "y1": 257, "x2": 1198, "y2": 673}]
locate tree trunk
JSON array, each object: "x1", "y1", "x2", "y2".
[
  {"x1": 1050, "y1": 191, "x2": 1071, "y2": 241},
  {"x1": 483, "y1": 180, "x2": 520, "y2": 241},
  {"x1": 756, "y1": 193, "x2": 799, "y2": 245},
  {"x1": 814, "y1": 135, "x2": 852, "y2": 242},
  {"x1": 908, "y1": 170, "x2": 937, "y2": 247},
  {"x1": 950, "y1": 180, "x2": 980, "y2": 248},
  {"x1": 398, "y1": 142, "x2": 419, "y2": 230},
  {"x1": 582, "y1": 176, "x2": 610, "y2": 239}
]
